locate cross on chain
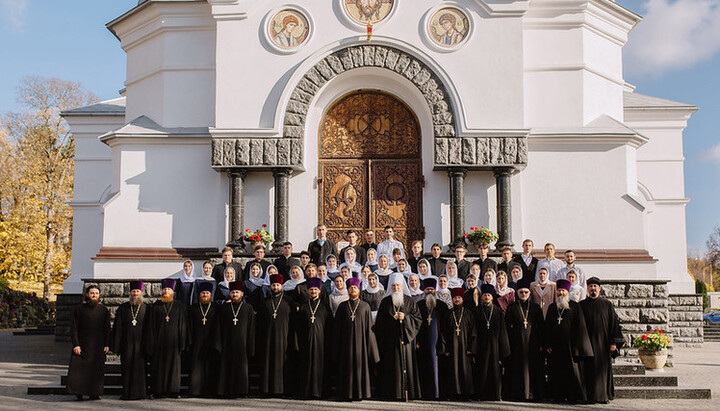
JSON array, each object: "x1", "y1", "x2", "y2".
[
  {"x1": 233, "y1": 317, "x2": 238, "y2": 325},
  {"x1": 310, "y1": 315, "x2": 315, "y2": 324},
  {"x1": 557, "y1": 316, "x2": 563, "y2": 325},
  {"x1": 202, "y1": 318, "x2": 207, "y2": 326},
  {"x1": 131, "y1": 320, "x2": 137, "y2": 326},
  {"x1": 165, "y1": 315, "x2": 170, "y2": 323},
  {"x1": 523, "y1": 319, "x2": 528, "y2": 329},
  {"x1": 455, "y1": 327, "x2": 461, "y2": 336}
]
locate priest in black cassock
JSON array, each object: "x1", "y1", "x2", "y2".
[
  {"x1": 580, "y1": 277, "x2": 625, "y2": 404},
  {"x1": 187, "y1": 282, "x2": 220, "y2": 397},
  {"x1": 146, "y1": 278, "x2": 188, "y2": 398},
  {"x1": 543, "y1": 279, "x2": 594, "y2": 403},
  {"x1": 67, "y1": 285, "x2": 111, "y2": 401},
  {"x1": 375, "y1": 273, "x2": 423, "y2": 401},
  {"x1": 112, "y1": 281, "x2": 148, "y2": 400},
  {"x1": 437, "y1": 287, "x2": 476, "y2": 399},
  {"x1": 415, "y1": 277, "x2": 446, "y2": 399},
  {"x1": 504, "y1": 278, "x2": 545, "y2": 402},
  {"x1": 333, "y1": 277, "x2": 379, "y2": 400},
  {"x1": 293, "y1": 277, "x2": 332, "y2": 399},
  {"x1": 257, "y1": 274, "x2": 294, "y2": 396},
  {"x1": 473, "y1": 283, "x2": 510, "y2": 400},
  {"x1": 217, "y1": 281, "x2": 255, "y2": 398}
]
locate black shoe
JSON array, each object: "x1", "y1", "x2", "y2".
[
  {"x1": 89, "y1": 396, "x2": 101, "y2": 400},
  {"x1": 75, "y1": 395, "x2": 83, "y2": 401}
]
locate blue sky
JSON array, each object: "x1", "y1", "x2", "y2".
[{"x1": 1, "y1": 0, "x2": 718, "y2": 255}]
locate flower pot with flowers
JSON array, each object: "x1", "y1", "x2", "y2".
[
  {"x1": 466, "y1": 226, "x2": 499, "y2": 250},
  {"x1": 634, "y1": 328, "x2": 672, "y2": 370},
  {"x1": 244, "y1": 225, "x2": 275, "y2": 252}
]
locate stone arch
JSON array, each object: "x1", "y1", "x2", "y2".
[{"x1": 282, "y1": 45, "x2": 456, "y2": 143}]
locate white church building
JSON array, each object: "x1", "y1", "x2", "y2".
[{"x1": 62, "y1": 0, "x2": 696, "y2": 295}]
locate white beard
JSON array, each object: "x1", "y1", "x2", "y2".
[
  {"x1": 557, "y1": 295, "x2": 570, "y2": 310},
  {"x1": 391, "y1": 291, "x2": 404, "y2": 307},
  {"x1": 424, "y1": 293, "x2": 436, "y2": 311}
]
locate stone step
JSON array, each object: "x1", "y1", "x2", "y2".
[
  {"x1": 612, "y1": 364, "x2": 646, "y2": 375},
  {"x1": 614, "y1": 375, "x2": 677, "y2": 387},
  {"x1": 614, "y1": 387, "x2": 712, "y2": 399}
]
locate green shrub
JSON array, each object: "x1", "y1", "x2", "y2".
[{"x1": 0, "y1": 286, "x2": 56, "y2": 329}]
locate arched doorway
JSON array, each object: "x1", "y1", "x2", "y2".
[{"x1": 318, "y1": 90, "x2": 424, "y2": 249}]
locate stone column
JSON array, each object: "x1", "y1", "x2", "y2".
[
  {"x1": 494, "y1": 167, "x2": 514, "y2": 250},
  {"x1": 273, "y1": 168, "x2": 292, "y2": 250},
  {"x1": 448, "y1": 167, "x2": 467, "y2": 247},
  {"x1": 227, "y1": 170, "x2": 247, "y2": 252}
]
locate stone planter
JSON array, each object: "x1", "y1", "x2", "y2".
[{"x1": 638, "y1": 348, "x2": 668, "y2": 370}]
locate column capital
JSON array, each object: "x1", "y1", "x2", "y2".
[
  {"x1": 492, "y1": 167, "x2": 514, "y2": 178},
  {"x1": 447, "y1": 167, "x2": 468, "y2": 178},
  {"x1": 271, "y1": 167, "x2": 293, "y2": 177},
  {"x1": 228, "y1": 169, "x2": 247, "y2": 179}
]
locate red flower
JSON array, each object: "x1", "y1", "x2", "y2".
[
  {"x1": 481, "y1": 226, "x2": 484, "y2": 228},
  {"x1": 642, "y1": 335, "x2": 648, "y2": 340},
  {"x1": 262, "y1": 224, "x2": 267, "y2": 228},
  {"x1": 465, "y1": 232, "x2": 469, "y2": 238},
  {"x1": 246, "y1": 228, "x2": 251, "y2": 232}
]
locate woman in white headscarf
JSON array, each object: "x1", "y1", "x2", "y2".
[
  {"x1": 435, "y1": 274, "x2": 453, "y2": 309},
  {"x1": 329, "y1": 275, "x2": 349, "y2": 316},
  {"x1": 374, "y1": 254, "x2": 394, "y2": 290},
  {"x1": 191, "y1": 260, "x2": 217, "y2": 305},
  {"x1": 407, "y1": 273, "x2": 424, "y2": 302},
  {"x1": 566, "y1": 270, "x2": 586, "y2": 302},
  {"x1": 176, "y1": 259, "x2": 196, "y2": 308},
  {"x1": 360, "y1": 272, "x2": 385, "y2": 314},
  {"x1": 416, "y1": 258, "x2": 437, "y2": 282},
  {"x1": 395, "y1": 258, "x2": 413, "y2": 278},
  {"x1": 284, "y1": 265, "x2": 308, "y2": 305},
  {"x1": 494, "y1": 270, "x2": 515, "y2": 314},
  {"x1": 326, "y1": 254, "x2": 340, "y2": 279},
  {"x1": 482, "y1": 267, "x2": 497, "y2": 287},
  {"x1": 243, "y1": 262, "x2": 270, "y2": 309},
  {"x1": 365, "y1": 248, "x2": 379, "y2": 272},
  {"x1": 343, "y1": 248, "x2": 363, "y2": 278},
  {"x1": 444, "y1": 261, "x2": 464, "y2": 289}
]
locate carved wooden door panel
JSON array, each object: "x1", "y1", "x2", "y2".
[
  {"x1": 319, "y1": 161, "x2": 369, "y2": 245},
  {"x1": 370, "y1": 160, "x2": 422, "y2": 249},
  {"x1": 318, "y1": 90, "x2": 423, "y2": 249}
]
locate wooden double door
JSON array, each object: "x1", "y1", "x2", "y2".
[{"x1": 318, "y1": 90, "x2": 424, "y2": 249}]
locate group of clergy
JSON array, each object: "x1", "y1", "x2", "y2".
[{"x1": 66, "y1": 230, "x2": 625, "y2": 404}]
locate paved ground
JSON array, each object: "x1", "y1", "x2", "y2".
[{"x1": 0, "y1": 329, "x2": 718, "y2": 410}]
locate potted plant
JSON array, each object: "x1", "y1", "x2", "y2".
[
  {"x1": 244, "y1": 224, "x2": 275, "y2": 251},
  {"x1": 634, "y1": 328, "x2": 672, "y2": 370},
  {"x1": 466, "y1": 226, "x2": 499, "y2": 249}
]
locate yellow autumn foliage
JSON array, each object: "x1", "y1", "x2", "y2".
[{"x1": 0, "y1": 76, "x2": 98, "y2": 299}]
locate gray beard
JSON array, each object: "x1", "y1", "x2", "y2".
[
  {"x1": 129, "y1": 295, "x2": 143, "y2": 306},
  {"x1": 424, "y1": 293, "x2": 436, "y2": 311},
  {"x1": 519, "y1": 296, "x2": 529, "y2": 302},
  {"x1": 557, "y1": 295, "x2": 570, "y2": 310},
  {"x1": 391, "y1": 292, "x2": 404, "y2": 307}
]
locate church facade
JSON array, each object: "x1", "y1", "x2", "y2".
[{"x1": 62, "y1": 0, "x2": 696, "y2": 295}]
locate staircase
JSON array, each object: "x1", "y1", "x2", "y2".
[
  {"x1": 703, "y1": 325, "x2": 720, "y2": 342},
  {"x1": 613, "y1": 364, "x2": 711, "y2": 399},
  {"x1": 29, "y1": 363, "x2": 712, "y2": 400}
]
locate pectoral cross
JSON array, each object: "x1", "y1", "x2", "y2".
[
  {"x1": 486, "y1": 321, "x2": 490, "y2": 330},
  {"x1": 233, "y1": 317, "x2": 238, "y2": 325},
  {"x1": 310, "y1": 315, "x2": 316, "y2": 324},
  {"x1": 393, "y1": 312, "x2": 399, "y2": 320},
  {"x1": 273, "y1": 313, "x2": 277, "y2": 319},
  {"x1": 427, "y1": 316, "x2": 432, "y2": 326},
  {"x1": 455, "y1": 327, "x2": 461, "y2": 336},
  {"x1": 202, "y1": 318, "x2": 207, "y2": 326},
  {"x1": 557, "y1": 316, "x2": 563, "y2": 325},
  {"x1": 165, "y1": 315, "x2": 170, "y2": 323},
  {"x1": 523, "y1": 320, "x2": 528, "y2": 329},
  {"x1": 131, "y1": 320, "x2": 137, "y2": 326},
  {"x1": 351, "y1": 315, "x2": 356, "y2": 321}
]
